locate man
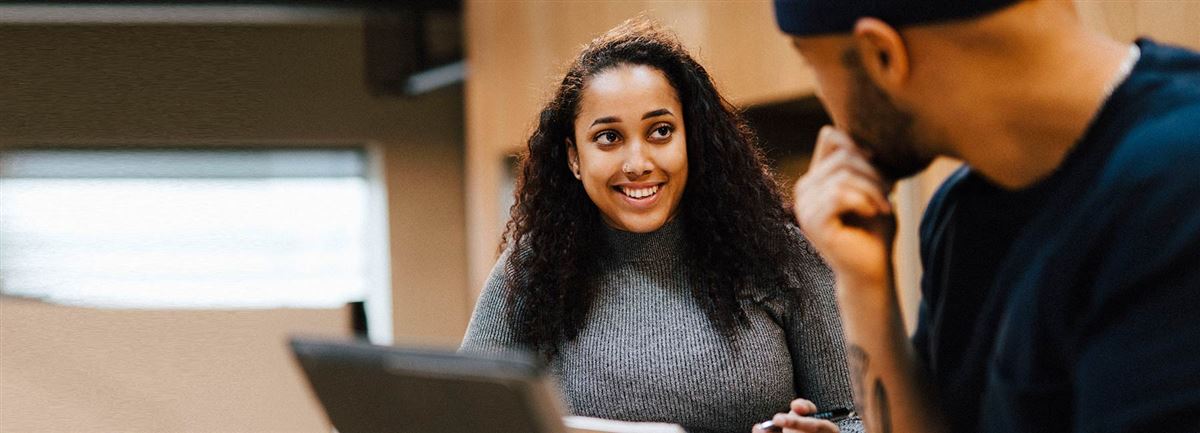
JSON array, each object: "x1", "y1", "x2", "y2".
[{"x1": 761, "y1": 1, "x2": 1200, "y2": 432}]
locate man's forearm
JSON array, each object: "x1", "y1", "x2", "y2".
[{"x1": 835, "y1": 274, "x2": 947, "y2": 433}]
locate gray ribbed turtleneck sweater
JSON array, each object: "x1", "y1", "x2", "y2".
[{"x1": 461, "y1": 221, "x2": 863, "y2": 433}]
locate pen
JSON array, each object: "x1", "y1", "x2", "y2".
[{"x1": 756, "y1": 407, "x2": 855, "y2": 432}]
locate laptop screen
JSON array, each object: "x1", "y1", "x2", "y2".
[{"x1": 290, "y1": 337, "x2": 567, "y2": 433}]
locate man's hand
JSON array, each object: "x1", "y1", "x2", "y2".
[
  {"x1": 792, "y1": 126, "x2": 950, "y2": 433},
  {"x1": 793, "y1": 126, "x2": 897, "y2": 289}
]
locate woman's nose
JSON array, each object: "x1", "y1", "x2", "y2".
[{"x1": 622, "y1": 141, "x2": 654, "y2": 179}]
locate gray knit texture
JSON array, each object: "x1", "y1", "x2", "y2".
[{"x1": 461, "y1": 221, "x2": 863, "y2": 433}]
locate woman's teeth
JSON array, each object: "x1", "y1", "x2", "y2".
[{"x1": 620, "y1": 185, "x2": 660, "y2": 199}]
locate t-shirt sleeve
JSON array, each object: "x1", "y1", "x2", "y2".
[
  {"x1": 459, "y1": 245, "x2": 527, "y2": 354},
  {"x1": 1071, "y1": 107, "x2": 1200, "y2": 432},
  {"x1": 911, "y1": 165, "x2": 969, "y2": 362}
]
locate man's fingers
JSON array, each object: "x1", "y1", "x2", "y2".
[
  {"x1": 812, "y1": 125, "x2": 858, "y2": 162},
  {"x1": 795, "y1": 185, "x2": 880, "y2": 248},
  {"x1": 829, "y1": 170, "x2": 892, "y2": 215},
  {"x1": 808, "y1": 144, "x2": 890, "y2": 199},
  {"x1": 826, "y1": 146, "x2": 890, "y2": 194},
  {"x1": 795, "y1": 170, "x2": 891, "y2": 228},
  {"x1": 832, "y1": 187, "x2": 883, "y2": 224},
  {"x1": 794, "y1": 128, "x2": 894, "y2": 246},
  {"x1": 800, "y1": 142, "x2": 891, "y2": 203}
]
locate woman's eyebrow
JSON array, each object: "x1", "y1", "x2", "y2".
[
  {"x1": 642, "y1": 108, "x2": 673, "y2": 119},
  {"x1": 589, "y1": 109, "x2": 672, "y2": 128},
  {"x1": 590, "y1": 116, "x2": 620, "y2": 127}
]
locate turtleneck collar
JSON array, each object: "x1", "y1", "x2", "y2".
[{"x1": 599, "y1": 218, "x2": 685, "y2": 263}]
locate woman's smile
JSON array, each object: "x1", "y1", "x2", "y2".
[{"x1": 611, "y1": 182, "x2": 666, "y2": 211}]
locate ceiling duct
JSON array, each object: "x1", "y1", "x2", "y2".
[{"x1": 363, "y1": 1, "x2": 464, "y2": 97}]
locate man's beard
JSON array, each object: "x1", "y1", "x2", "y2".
[{"x1": 844, "y1": 54, "x2": 934, "y2": 182}]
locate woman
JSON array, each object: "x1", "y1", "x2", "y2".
[{"x1": 462, "y1": 18, "x2": 860, "y2": 433}]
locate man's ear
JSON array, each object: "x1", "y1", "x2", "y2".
[
  {"x1": 566, "y1": 138, "x2": 581, "y2": 179},
  {"x1": 852, "y1": 17, "x2": 910, "y2": 92}
]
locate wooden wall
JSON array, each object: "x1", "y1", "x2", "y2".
[
  {"x1": 464, "y1": 1, "x2": 817, "y2": 302},
  {"x1": 0, "y1": 20, "x2": 470, "y2": 345},
  {"x1": 463, "y1": 1, "x2": 1200, "y2": 330},
  {"x1": 0, "y1": 298, "x2": 349, "y2": 433},
  {"x1": 0, "y1": 16, "x2": 468, "y2": 433}
]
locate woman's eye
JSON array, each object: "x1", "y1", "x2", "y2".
[
  {"x1": 650, "y1": 125, "x2": 673, "y2": 140},
  {"x1": 595, "y1": 131, "x2": 620, "y2": 145}
]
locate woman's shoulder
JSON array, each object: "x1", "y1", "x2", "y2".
[
  {"x1": 493, "y1": 238, "x2": 537, "y2": 279},
  {"x1": 781, "y1": 222, "x2": 833, "y2": 285},
  {"x1": 741, "y1": 222, "x2": 834, "y2": 304},
  {"x1": 477, "y1": 240, "x2": 533, "y2": 305}
]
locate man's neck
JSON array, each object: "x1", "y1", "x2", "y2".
[{"x1": 941, "y1": 20, "x2": 1132, "y2": 189}]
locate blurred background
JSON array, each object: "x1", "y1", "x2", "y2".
[{"x1": 0, "y1": 1, "x2": 1196, "y2": 432}]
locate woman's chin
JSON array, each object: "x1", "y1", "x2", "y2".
[{"x1": 603, "y1": 214, "x2": 669, "y2": 233}]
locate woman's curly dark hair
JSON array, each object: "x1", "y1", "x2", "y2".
[{"x1": 504, "y1": 18, "x2": 809, "y2": 358}]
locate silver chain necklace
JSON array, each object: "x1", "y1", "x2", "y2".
[
  {"x1": 1103, "y1": 44, "x2": 1142, "y2": 104},
  {"x1": 1072, "y1": 44, "x2": 1141, "y2": 152}
]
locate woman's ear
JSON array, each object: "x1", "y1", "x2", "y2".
[
  {"x1": 852, "y1": 17, "x2": 910, "y2": 93},
  {"x1": 566, "y1": 138, "x2": 581, "y2": 179}
]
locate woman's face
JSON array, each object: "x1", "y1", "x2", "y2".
[{"x1": 569, "y1": 64, "x2": 688, "y2": 233}]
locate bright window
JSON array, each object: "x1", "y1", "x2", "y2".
[{"x1": 0, "y1": 149, "x2": 382, "y2": 312}]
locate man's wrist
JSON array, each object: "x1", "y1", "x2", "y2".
[
  {"x1": 831, "y1": 269, "x2": 892, "y2": 293},
  {"x1": 833, "y1": 271, "x2": 899, "y2": 311}
]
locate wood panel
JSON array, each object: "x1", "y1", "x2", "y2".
[
  {"x1": 0, "y1": 297, "x2": 349, "y2": 433},
  {"x1": 464, "y1": 0, "x2": 1200, "y2": 329},
  {"x1": 0, "y1": 21, "x2": 470, "y2": 343},
  {"x1": 464, "y1": 1, "x2": 814, "y2": 296}
]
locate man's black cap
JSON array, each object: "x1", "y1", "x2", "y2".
[{"x1": 774, "y1": 0, "x2": 1020, "y2": 36}]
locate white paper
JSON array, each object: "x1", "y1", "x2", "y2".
[{"x1": 563, "y1": 416, "x2": 687, "y2": 433}]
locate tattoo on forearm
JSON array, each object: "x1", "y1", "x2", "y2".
[
  {"x1": 847, "y1": 345, "x2": 870, "y2": 409},
  {"x1": 847, "y1": 345, "x2": 893, "y2": 433},
  {"x1": 874, "y1": 378, "x2": 892, "y2": 433}
]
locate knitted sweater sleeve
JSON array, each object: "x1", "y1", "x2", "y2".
[
  {"x1": 781, "y1": 229, "x2": 864, "y2": 433},
  {"x1": 460, "y1": 246, "x2": 526, "y2": 354}
]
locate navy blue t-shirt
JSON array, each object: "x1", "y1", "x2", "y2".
[
  {"x1": 913, "y1": 164, "x2": 1052, "y2": 433},
  {"x1": 914, "y1": 38, "x2": 1200, "y2": 433}
]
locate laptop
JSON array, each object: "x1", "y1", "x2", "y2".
[{"x1": 289, "y1": 337, "x2": 568, "y2": 433}]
